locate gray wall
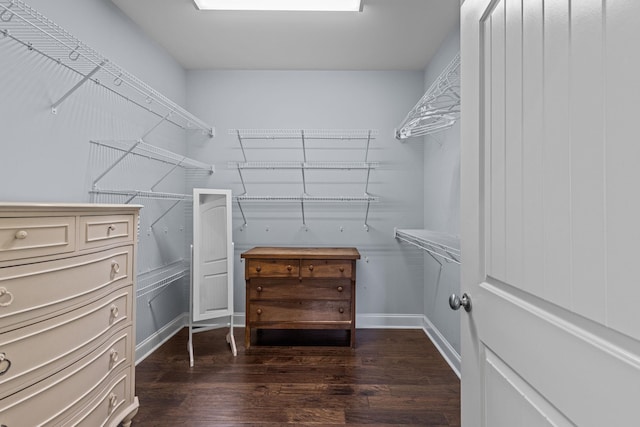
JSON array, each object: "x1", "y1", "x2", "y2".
[
  {"x1": 186, "y1": 70, "x2": 428, "y2": 319},
  {"x1": 0, "y1": 0, "x2": 192, "y2": 345},
  {"x1": 422, "y1": 27, "x2": 461, "y2": 356}
]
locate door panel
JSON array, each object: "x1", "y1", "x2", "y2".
[{"x1": 461, "y1": 0, "x2": 640, "y2": 425}]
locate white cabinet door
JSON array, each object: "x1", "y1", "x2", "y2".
[
  {"x1": 461, "y1": 0, "x2": 640, "y2": 425},
  {"x1": 192, "y1": 189, "x2": 233, "y2": 322}
]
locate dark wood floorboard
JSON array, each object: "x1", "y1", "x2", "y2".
[{"x1": 133, "y1": 328, "x2": 460, "y2": 426}]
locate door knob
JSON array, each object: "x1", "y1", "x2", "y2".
[{"x1": 449, "y1": 293, "x2": 471, "y2": 312}]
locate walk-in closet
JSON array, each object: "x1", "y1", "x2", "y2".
[{"x1": 6, "y1": 0, "x2": 638, "y2": 425}]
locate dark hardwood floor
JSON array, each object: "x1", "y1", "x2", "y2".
[{"x1": 133, "y1": 328, "x2": 460, "y2": 426}]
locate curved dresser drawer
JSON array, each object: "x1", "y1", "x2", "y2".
[
  {"x1": 0, "y1": 216, "x2": 76, "y2": 262},
  {"x1": 0, "y1": 246, "x2": 132, "y2": 332},
  {"x1": 0, "y1": 289, "x2": 132, "y2": 399},
  {"x1": 0, "y1": 327, "x2": 133, "y2": 427}
]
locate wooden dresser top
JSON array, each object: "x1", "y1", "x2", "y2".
[{"x1": 241, "y1": 247, "x2": 360, "y2": 260}]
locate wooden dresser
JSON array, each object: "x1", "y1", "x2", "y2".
[
  {"x1": 0, "y1": 203, "x2": 140, "y2": 427},
  {"x1": 241, "y1": 247, "x2": 360, "y2": 349}
]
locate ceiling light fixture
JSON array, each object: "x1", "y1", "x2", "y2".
[{"x1": 193, "y1": 0, "x2": 362, "y2": 12}]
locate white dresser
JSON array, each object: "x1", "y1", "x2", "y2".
[{"x1": 0, "y1": 203, "x2": 140, "y2": 427}]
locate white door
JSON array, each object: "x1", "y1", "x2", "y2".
[
  {"x1": 461, "y1": 0, "x2": 640, "y2": 425},
  {"x1": 193, "y1": 188, "x2": 233, "y2": 322}
]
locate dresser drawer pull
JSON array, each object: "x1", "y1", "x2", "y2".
[
  {"x1": 14, "y1": 230, "x2": 28, "y2": 240},
  {"x1": 287, "y1": 265, "x2": 292, "y2": 271},
  {"x1": 0, "y1": 287, "x2": 14, "y2": 307},
  {"x1": 256, "y1": 308, "x2": 262, "y2": 315},
  {"x1": 338, "y1": 308, "x2": 344, "y2": 314},
  {"x1": 308, "y1": 265, "x2": 314, "y2": 271},
  {"x1": 110, "y1": 304, "x2": 119, "y2": 319},
  {"x1": 111, "y1": 260, "x2": 120, "y2": 274},
  {"x1": 255, "y1": 265, "x2": 262, "y2": 273},
  {"x1": 339, "y1": 266, "x2": 345, "y2": 273},
  {"x1": 107, "y1": 224, "x2": 116, "y2": 233},
  {"x1": 337, "y1": 286, "x2": 344, "y2": 292},
  {"x1": 108, "y1": 393, "x2": 119, "y2": 411},
  {"x1": 0, "y1": 352, "x2": 11, "y2": 376},
  {"x1": 110, "y1": 348, "x2": 119, "y2": 364},
  {"x1": 256, "y1": 286, "x2": 263, "y2": 292}
]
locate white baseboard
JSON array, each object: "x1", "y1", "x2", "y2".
[
  {"x1": 135, "y1": 313, "x2": 188, "y2": 365},
  {"x1": 421, "y1": 315, "x2": 461, "y2": 378},
  {"x1": 135, "y1": 312, "x2": 461, "y2": 378}
]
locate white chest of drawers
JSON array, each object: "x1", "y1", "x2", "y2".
[{"x1": 0, "y1": 203, "x2": 140, "y2": 427}]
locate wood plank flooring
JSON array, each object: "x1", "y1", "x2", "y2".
[{"x1": 133, "y1": 328, "x2": 460, "y2": 426}]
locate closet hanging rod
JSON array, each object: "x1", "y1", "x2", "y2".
[{"x1": 0, "y1": 0, "x2": 214, "y2": 137}]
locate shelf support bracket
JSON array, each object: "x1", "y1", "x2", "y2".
[
  {"x1": 92, "y1": 139, "x2": 142, "y2": 189},
  {"x1": 141, "y1": 111, "x2": 173, "y2": 140},
  {"x1": 237, "y1": 199, "x2": 247, "y2": 230},
  {"x1": 150, "y1": 160, "x2": 183, "y2": 191},
  {"x1": 150, "y1": 200, "x2": 182, "y2": 229},
  {"x1": 51, "y1": 61, "x2": 105, "y2": 114},
  {"x1": 363, "y1": 197, "x2": 371, "y2": 232},
  {"x1": 236, "y1": 130, "x2": 247, "y2": 162}
]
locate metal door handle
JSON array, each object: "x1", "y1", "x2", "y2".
[{"x1": 449, "y1": 293, "x2": 471, "y2": 312}]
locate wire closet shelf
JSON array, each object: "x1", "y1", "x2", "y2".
[
  {"x1": 229, "y1": 128, "x2": 379, "y2": 230},
  {"x1": 394, "y1": 228, "x2": 460, "y2": 265},
  {"x1": 395, "y1": 52, "x2": 460, "y2": 139},
  {"x1": 0, "y1": 0, "x2": 214, "y2": 136}
]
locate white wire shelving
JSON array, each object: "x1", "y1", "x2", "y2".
[
  {"x1": 394, "y1": 228, "x2": 460, "y2": 265},
  {"x1": 229, "y1": 129, "x2": 379, "y2": 230},
  {"x1": 137, "y1": 259, "x2": 190, "y2": 302},
  {"x1": 395, "y1": 52, "x2": 460, "y2": 140},
  {"x1": 0, "y1": 0, "x2": 214, "y2": 137},
  {"x1": 88, "y1": 139, "x2": 213, "y2": 226}
]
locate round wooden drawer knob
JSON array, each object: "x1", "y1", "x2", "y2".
[
  {"x1": 287, "y1": 265, "x2": 292, "y2": 271},
  {"x1": 255, "y1": 266, "x2": 262, "y2": 273},
  {"x1": 257, "y1": 308, "x2": 263, "y2": 315},
  {"x1": 256, "y1": 286, "x2": 263, "y2": 292},
  {"x1": 339, "y1": 308, "x2": 344, "y2": 314},
  {"x1": 337, "y1": 286, "x2": 344, "y2": 292},
  {"x1": 308, "y1": 265, "x2": 314, "y2": 271},
  {"x1": 339, "y1": 267, "x2": 344, "y2": 272}
]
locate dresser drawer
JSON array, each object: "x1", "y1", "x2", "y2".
[
  {"x1": 300, "y1": 259, "x2": 352, "y2": 278},
  {"x1": 79, "y1": 214, "x2": 135, "y2": 250},
  {"x1": 70, "y1": 372, "x2": 134, "y2": 427},
  {"x1": 0, "y1": 289, "x2": 132, "y2": 399},
  {"x1": 246, "y1": 259, "x2": 299, "y2": 278},
  {"x1": 248, "y1": 300, "x2": 352, "y2": 324},
  {"x1": 249, "y1": 278, "x2": 351, "y2": 300},
  {"x1": 0, "y1": 246, "x2": 133, "y2": 332},
  {"x1": 0, "y1": 216, "x2": 76, "y2": 262},
  {"x1": 0, "y1": 328, "x2": 132, "y2": 427}
]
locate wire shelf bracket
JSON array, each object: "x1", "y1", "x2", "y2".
[
  {"x1": 0, "y1": 0, "x2": 214, "y2": 137},
  {"x1": 395, "y1": 52, "x2": 460, "y2": 140}
]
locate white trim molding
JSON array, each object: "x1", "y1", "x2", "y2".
[
  {"x1": 422, "y1": 315, "x2": 461, "y2": 378},
  {"x1": 135, "y1": 313, "x2": 188, "y2": 365}
]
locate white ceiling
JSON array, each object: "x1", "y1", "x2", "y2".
[{"x1": 110, "y1": 0, "x2": 460, "y2": 70}]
